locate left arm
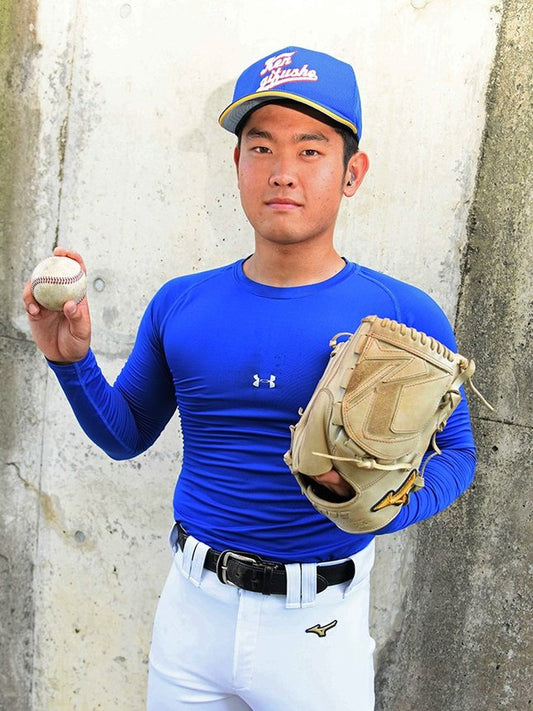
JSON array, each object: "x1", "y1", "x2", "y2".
[
  {"x1": 377, "y1": 392, "x2": 476, "y2": 533},
  {"x1": 315, "y1": 289, "x2": 478, "y2": 530},
  {"x1": 315, "y1": 394, "x2": 476, "y2": 531}
]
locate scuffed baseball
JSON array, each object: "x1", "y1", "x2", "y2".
[{"x1": 31, "y1": 256, "x2": 87, "y2": 311}]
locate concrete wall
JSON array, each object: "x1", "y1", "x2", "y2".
[
  {"x1": 1, "y1": 1, "x2": 530, "y2": 709},
  {"x1": 375, "y1": 2, "x2": 533, "y2": 709},
  {"x1": 1, "y1": 2, "x2": 41, "y2": 708}
]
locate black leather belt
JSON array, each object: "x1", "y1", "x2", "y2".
[{"x1": 176, "y1": 523, "x2": 355, "y2": 596}]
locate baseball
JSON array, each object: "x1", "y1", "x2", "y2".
[{"x1": 30, "y1": 256, "x2": 87, "y2": 311}]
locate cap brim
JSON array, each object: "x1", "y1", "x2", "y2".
[{"x1": 218, "y1": 91, "x2": 358, "y2": 138}]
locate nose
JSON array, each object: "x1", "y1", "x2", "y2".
[
  {"x1": 269, "y1": 174, "x2": 294, "y2": 187},
  {"x1": 268, "y1": 159, "x2": 296, "y2": 188}
]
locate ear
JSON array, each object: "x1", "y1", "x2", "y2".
[
  {"x1": 343, "y1": 151, "x2": 369, "y2": 197},
  {"x1": 233, "y1": 145, "x2": 241, "y2": 188}
]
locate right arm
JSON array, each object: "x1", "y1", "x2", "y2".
[{"x1": 23, "y1": 248, "x2": 176, "y2": 460}]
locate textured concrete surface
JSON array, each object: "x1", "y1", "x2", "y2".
[
  {"x1": 0, "y1": 2, "x2": 41, "y2": 710},
  {"x1": 3, "y1": 1, "x2": 529, "y2": 710},
  {"x1": 375, "y1": 1, "x2": 533, "y2": 709}
]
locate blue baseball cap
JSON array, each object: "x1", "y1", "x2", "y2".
[{"x1": 218, "y1": 46, "x2": 362, "y2": 140}]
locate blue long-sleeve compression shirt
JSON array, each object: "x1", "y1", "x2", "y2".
[{"x1": 49, "y1": 259, "x2": 476, "y2": 562}]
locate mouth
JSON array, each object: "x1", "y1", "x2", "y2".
[{"x1": 265, "y1": 197, "x2": 302, "y2": 210}]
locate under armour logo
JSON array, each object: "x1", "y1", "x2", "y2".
[{"x1": 252, "y1": 374, "x2": 276, "y2": 389}]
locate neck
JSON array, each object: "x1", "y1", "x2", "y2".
[{"x1": 243, "y1": 242, "x2": 346, "y2": 287}]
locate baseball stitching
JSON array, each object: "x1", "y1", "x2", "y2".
[{"x1": 31, "y1": 272, "x2": 83, "y2": 288}]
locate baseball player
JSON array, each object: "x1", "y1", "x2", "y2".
[{"x1": 23, "y1": 47, "x2": 476, "y2": 710}]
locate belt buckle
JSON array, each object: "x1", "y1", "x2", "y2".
[{"x1": 216, "y1": 549, "x2": 263, "y2": 586}]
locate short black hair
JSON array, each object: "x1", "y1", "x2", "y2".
[
  {"x1": 235, "y1": 100, "x2": 359, "y2": 170},
  {"x1": 332, "y1": 123, "x2": 360, "y2": 169}
]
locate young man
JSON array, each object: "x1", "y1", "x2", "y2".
[{"x1": 23, "y1": 47, "x2": 476, "y2": 710}]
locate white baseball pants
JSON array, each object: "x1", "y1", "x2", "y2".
[{"x1": 147, "y1": 530, "x2": 376, "y2": 710}]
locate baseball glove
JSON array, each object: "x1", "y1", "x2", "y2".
[{"x1": 284, "y1": 315, "x2": 491, "y2": 534}]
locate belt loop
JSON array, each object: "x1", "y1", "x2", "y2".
[
  {"x1": 181, "y1": 534, "x2": 199, "y2": 580},
  {"x1": 285, "y1": 563, "x2": 302, "y2": 609},
  {"x1": 301, "y1": 563, "x2": 318, "y2": 607},
  {"x1": 189, "y1": 541, "x2": 210, "y2": 587},
  {"x1": 344, "y1": 540, "x2": 375, "y2": 597},
  {"x1": 169, "y1": 523, "x2": 180, "y2": 555}
]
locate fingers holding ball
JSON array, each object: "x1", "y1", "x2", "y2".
[{"x1": 30, "y1": 255, "x2": 87, "y2": 312}]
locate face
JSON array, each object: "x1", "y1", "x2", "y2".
[{"x1": 234, "y1": 103, "x2": 368, "y2": 250}]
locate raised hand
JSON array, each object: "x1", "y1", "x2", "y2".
[{"x1": 23, "y1": 247, "x2": 92, "y2": 364}]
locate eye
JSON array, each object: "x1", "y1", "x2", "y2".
[
  {"x1": 301, "y1": 148, "x2": 320, "y2": 157},
  {"x1": 252, "y1": 145, "x2": 272, "y2": 154}
]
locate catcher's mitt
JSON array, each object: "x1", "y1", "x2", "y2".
[{"x1": 284, "y1": 315, "x2": 491, "y2": 534}]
